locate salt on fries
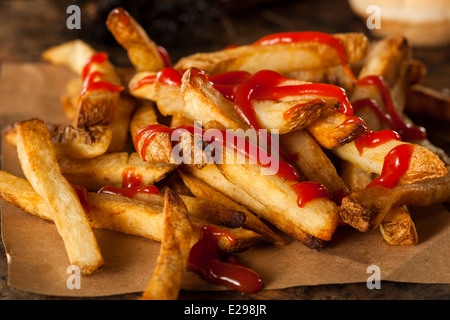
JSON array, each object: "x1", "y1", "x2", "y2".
[{"x1": 1, "y1": 6, "x2": 449, "y2": 297}]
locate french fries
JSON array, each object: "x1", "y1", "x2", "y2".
[
  {"x1": 140, "y1": 189, "x2": 192, "y2": 300},
  {"x1": 15, "y1": 118, "x2": 104, "y2": 274},
  {"x1": 1, "y1": 6, "x2": 449, "y2": 298}
]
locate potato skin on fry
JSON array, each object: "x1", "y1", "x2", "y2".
[
  {"x1": 16, "y1": 118, "x2": 104, "y2": 275},
  {"x1": 141, "y1": 189, "x2": 192, "y2": 300}
]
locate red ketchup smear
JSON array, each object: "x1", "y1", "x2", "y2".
[
  {"x1": 156, "y1": 46, "x2": 172, "y2": 68},
  {"x1": 122, "y1": 168, "x2": 143, "y2": 188},
  {"x1": 132, "y1": 68, "x2": 182, "y2": 90},
  {"x1": 354, "y1": 130, "x2": 401, "y2": 156},
  {"x1": 253, "y1": 31, "x2": 357, "y2": 83},
  {"x1": 97, "y1": 167, "x2": 159, "y2": 197},
  {"x1": 134, "y1": 124, "x2": 175, "y2": 161},
  {"x1": 291, "y1": 181, "x2": 330, "y2": 207},
  {"x1": 354, "y1": 76, "x2": 426, "y2": 141},
  {"x1": 80, "y1": 52, "x2": 123, "y2": 95},
  {"x1": 71, "y1": 184, "x2": 90, "y2": 213},
  {"x1": 367, "y1": 144, "x2": 414, "y2": 189},
  {"x1": 188, "y1": 225, "x2": 263, "y2": 294},
  {"x1": 134, "y1": 123, "x2": 299, "y2": 182}
]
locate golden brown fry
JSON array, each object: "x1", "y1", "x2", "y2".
[
  {"x1": 340, "y1": 168, "x2": 450, "y2": 232},
  {"x1": 333, "y1": 138, "x2": 447, "y2": 185},
  {"x1": 281, "y1": 129, "x2": 348, "y2": 196},
  {"x1": 42, "y1": 39, "x2": 96, "y2": 75},
  {"x1": 181, "y1": 67, "x2": 337, "y2": 135},
  {"x1": 130, "y1": 103, "x2": 174, "y2": 163},
  {"x1": 0, "y1": 170, "x2": 261, "y2": 253},
  {"x1": 107, "y1": 94, "x2": 136, "y2": 152},
  {"x1": 16, "y1": 118, "x2": 104, "y2": 275},
  {"x1": 306, "y1": 108, "x2": 368, "y2": 149},
  {"x1": 174, "y1": 33, "x2": 369, "y2": 76},
  {"x1": 59, "y1": 152, "x2": 176, "y2": 191},
  {"x1": 380, "y1": 206, "x2": 418, "y2": 246},
  {"x1": 107, "y1": 7, "x2": 166, "y2": 72},
  {"x1": 178, "y1": 169, "x2": 285, "y2": 245},
  {"x1": 340, "y1": 160, "x2": 374, "y2": 192},
  {"x1": 140, "y1": 189, "x2": 192, "y2": 300},
  {"x1": 3, "y1": 122, "x2": 113, "y2": 159}
]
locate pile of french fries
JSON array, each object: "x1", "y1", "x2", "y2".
[{"x1": 1, "y1": 7, "x2": 450, "y2": 299}]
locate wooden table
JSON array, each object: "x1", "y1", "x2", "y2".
[{"x1": 0, "y1": 0, "x2": 449, "y2": 300}]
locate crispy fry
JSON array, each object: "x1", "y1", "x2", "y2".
[
  {"x1": 0, "y1": 170, "x2": 261, "y2": 253},
  {"x1": 334, "y1": 138, "x2": 447, "y2": 185},
  {"x1": 174, "y1": 32, "x2": 369, "y2": 76},
  {"x1": 340, "y1": 168, "x2": 450, "y2": 232},
  {"x1": 181, "y1": 67, "x2": 329, "y2": 134},
  {"x1": 15, "y1": 118, "x2": 104, "y2": 274},
  {"x1": 140, "y1": 189, "x2": 192, "y2": 300},
  {"x1": 178, "y1": 169, "x2": 285, "y2": 245},
  {"x1": 107, "y1": 94, "x2": 136, "y2": 152},
  {"x1": 42, "y1": 39, "x2": 96, "y2": 75},
  {"x1": 281, "y1": 129, "x2": 348, "y2": 196},
  {"x1": 380, "y1": 206, "x2": 418, "y2": 246},
  {"x1": 59, "y1": 152, "x2": 176, "y2": 191},
  {"x1": 107, "y1": 7, "x2": 166, "y2": 72},
  {"x1": 130, "y1": 103, "x2": 174, "y2": 163}
]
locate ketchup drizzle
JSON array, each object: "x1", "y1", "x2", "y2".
[
  {"x1": 366, "y1": 144, "x2": 414, "y2": 189},
  {"x1": 188, "y1": 225, "x2": 263, "y2": 294},
  {"x1": 291, "y1": 181, "x2": 330, "y2": 207}
]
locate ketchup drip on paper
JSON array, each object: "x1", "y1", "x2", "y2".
[{"x1": 188, "y1": 225, "x2": 263, "y2": 294}]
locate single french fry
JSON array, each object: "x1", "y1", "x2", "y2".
[
  {"x1": 141, "y1": 189, "x2": 192, "y2": 300},
  {"x1": 333, "y1": 133, "x2": 447, "y2": 185},
  {"x1": 42, "y1": 39, "x2": 96, "y2": 75},
  {"x1": 3, "y1": 122, "x2": 113, "y2": 159},
  {"x1": 130, "y1": 103, "x2": 174, "y2": 164},
  {"x1": 340, "y1": 168, "x2": 450, "y2": 232},
  {"x1": 178, "y1": 169, "x2": 285, "y2": 245},
  {"x1": 107, "y1": 7, "x2": 166, "y2": 72},
  {"x1": 174, "y1": 32, "x2": 369, "y2": 76},
  {"x1": 306, "y1": 108, "x2": 368, "y2": 149},
  {"x1": 16, "y1": 118, "x2": 104, "y2": 274},
  {"x1": 281, "y1": 129, "x2": 348, "y2": 196},
  {"x1": 59, "y1": 152, "x2": 176, "y2": 191},
  {"x1": 379, "y1": 206, "x2": 418, "y2": 246}
]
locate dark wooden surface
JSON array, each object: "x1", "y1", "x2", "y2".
[{"x1": 0, "y1": 0, "x2": 449, "y2": 300}]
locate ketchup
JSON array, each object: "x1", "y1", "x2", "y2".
[
  {"x1": 80, "y1": 52, "x2": 123, "y2": 95},
  {"x1": 122, "y1": 168, "x2": 143, "y2": 188},
  {"x1": 253, "y1": 31, "x2": 357, "y2": 83},
  {"x1": 354, "y1": 130, "x2": 401, "y2": 156},
  {"x1": 71, "y1": 184, "x2": 90, "y2": 213},
  {"x1": 134, "y1": 123, "x2": 300, "y2": 182},
  {"x1": 134, "y1": 124, "x2": 175, "y2": 161},
  {"x1": 367, "y1": 144, "x2": 414, "y2": 189},
  {"x1": 132, "y1": 68, "x2": 182, "y2": 90},
  {"x1": 291, "y1": 181, "x2": 330, "y2": 207},
  {"x1": 188, "y1": 225, "x2": 263, "y2": 294},
  {"x1": 354, "y1": 76, "x2": 426, "y2": 141}
]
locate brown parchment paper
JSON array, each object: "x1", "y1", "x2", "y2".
[{"x1": 1, "y1": 62, "x2": 450, "y2": 297}]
